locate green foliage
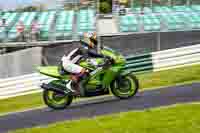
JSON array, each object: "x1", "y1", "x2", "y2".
[
  {"x1": 15, "y1": 4, "x2": 46, "y2": 12},
  {"x1": 100, "y1": 1, "x2": 112, "y2": 13},
  {"x1": 100, "y1": 0, "x2": 112, "y2": 13},
  {"x1": 15, "y1": 6, "x2": 38, "y2": 12},
  {"x1": 63, "y1": 3, "x2": 74, "y2": 10}
]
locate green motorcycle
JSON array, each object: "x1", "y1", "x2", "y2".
[{"x1": 37, "y1": 46, "x2": 139, "y2": 110}]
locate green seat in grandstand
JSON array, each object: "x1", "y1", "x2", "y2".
[
  {"x1": 38, "y1": 12, "x2": 49, "y2": 25},
  {"x1": 132, "y1": 7, "x2": 152, "y2": 13},
  {"x1": 120, "y1": 15, "x2": 138, "y2": 32},
  {"x1": 56, "y1": 32, "x2": 64, "y2": 37},
  {"x1": 56, "y1": 10, "x2": 74, "y2": 39},
  {"x1": 3, "y1": 12, "x2": 19, "y2": 32},
  {"x1": 41, "y1": 25, "x2": 49, "y2": 32},
  {"x1": 0, "y1": 27, "x2": 5, "y2": 41},
  {"x1": 9, "y1": 27, "x2": 17, "y2": 33},
  {"x1": 64, "y1": 24, "x2": 73, "y2": 31},
  {"x1": 181, "y1": 12, "x2": 200, "y2": 29},
  {"x1": 7, "y1": 30, "x2": 17, "y2": 41},
  {"x1": 7, "y1": 32, "x2": 17, "y2": 41},
  {"x1": 190, "y1": 23, "x2": 200, "y2": 29},
  {"x1": 120, "y1": 15, "x2": 138, "y2": 25},
  {"x1": 79, "y1": 25, "x2": 89, "y2": 30},
  {"x1": 167, "y1": 24, "x2": 184, "y2": 30},
  {"x1": 56, "y1": 25, "x2": 65, "y2": 31},
  {"x1": 38, "y1": 11, "x2": 55, "y2": 38},
  {"x1": 191, "y1": 5, "x2": 200, "y2": 11},
  {"x1": 88, "y1": 25, "x2": 95, "y2": 30},
  {"x1": 64, "y1": 31, "x2": 72, "y2": 39},
  {"x1": 120, "y1": 26, "x2": 138, "y2": 32},
  {"x1": 40, "y1": 31, "x2": 49, "y2": 40},
  {"x1": 144, "y1": 25, "x2": 160, "y2": 31},
  {"x1": 172, "y1": 6, "x2": 193, "y2": 12},
  {"x1": 24, "y1": 12, "x2": 37, "y2": 27},
  {"x1": 77, "y1": 9, "x2": 95, "y2": 34},
  {"x1": 79, "y1": 18, "x2": 88, "y2": 23},
  {"x1": 55, "y1": 31, "x2": 65, "y2": 40},
  {"x1": 160, "y1": 13, "x2": 185, "y2": 30},
  {"x1": 142, "y1": 15, "x2": 161, "y2": 31},
  {"x1": 152, "y1": 6, "x2": 172, "y2": 12},
  {"x1": 143, "y1": 18, "x2": 160, "y2": 25},
  {"x1": 121, "y1": 18, "x2": 131, "y2": 26},
  {"x1": 6, "y1": 12, "x2": 32, "y2": 41},
  {"x1": 79, "y1": 23, "x2": 89, "y2": 27}
]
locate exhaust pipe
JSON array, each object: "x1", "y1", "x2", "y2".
[{"x1": 41, "y1": 83, "x2": 70, "y2": 95}]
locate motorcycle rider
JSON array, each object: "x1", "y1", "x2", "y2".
[{"x1": 61, "y1": 32, "x2": 111, "y2": 94}]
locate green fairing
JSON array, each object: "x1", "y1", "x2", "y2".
[
  {"x1": 38, "y1": 46, "x2": 139, "y2": 109},
  {"x1": 37, "y1": 47, "x2": 127, "y2": 91},
  {"x1": 101, "y1": 47, "x2": 126, "y2": 65},
  {"x1": 37, "y1": 66, "x2": 69, "y2": 80},
  {"x1": 79, "y1": 58, "x2": 104, "y2": 70}
]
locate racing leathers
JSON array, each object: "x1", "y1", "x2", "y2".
[{"x1": 61, "y1": 46, "x2": 106, "y2": 94}]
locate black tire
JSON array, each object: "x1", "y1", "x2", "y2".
[
  {"x1": 43, "y1": 89, "x2": 73, "y2": 110},
  {"x1": 110, "y1": 74, "x2": 139, "y2": 99}
]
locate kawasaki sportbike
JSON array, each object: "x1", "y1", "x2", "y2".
[{"x1": 37, "y1": 44, "x2": 139, "y2": 110}]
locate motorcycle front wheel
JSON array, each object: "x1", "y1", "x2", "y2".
[
  {"x1": 110, "y1": 74, "x2": 139, "y2": 99},
  {"x1": 43, "y1": 89, "x2": 73, "y2": 110}
]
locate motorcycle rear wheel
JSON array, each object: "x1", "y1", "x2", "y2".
[
  {"x1": 43, "y1": 90, "x2": 73, "y2": 110},
  {"x1": 110, "y1": 74, "x2": 139, "y2": 99}
]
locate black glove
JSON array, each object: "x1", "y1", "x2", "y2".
[
  {"x1": 101, "y1": 56, "x2": 114, "y2": 67},
  {"x1": 105, "y1": 56, "x2": 114, "y2": 65}
]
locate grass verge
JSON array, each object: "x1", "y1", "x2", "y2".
[
  {"x1": 11, "y1": 103, "x2": 200, "y2": 133},
  {"x1": 1, "y1": 64, "x2": 200, "y2": 115}
]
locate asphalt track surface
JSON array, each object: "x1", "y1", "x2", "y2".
[{"x1": 1, "y1": 83, "x2": 200, "y2": 133}]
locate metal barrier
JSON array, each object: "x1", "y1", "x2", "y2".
[
  {"x1": 0, "y1": 44, "x2": 200, "y2": 100},
  {"x1": 124, "y1": 43, "x2": 200, "y2": 73}
]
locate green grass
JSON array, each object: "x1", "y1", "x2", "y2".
[
  {"x1": 0, "y1": 93, "x2": 43, "y2": 115},
  {"x1": 1, "y1": 64, "x2": 200, "y2": 115},
  {"x1": 138, "y1": 64, "x2": 200, "y2": 89},
  {"x1": 12, "y1": 103, "x2": 200, "y2": 133}
]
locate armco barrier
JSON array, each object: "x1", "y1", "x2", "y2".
[
  {"x1": 0, "y1": 44, "x2": 200, "y2": 100},
  {"x1": 124, "y1": 44, "x2": 200, "y2": 73}
]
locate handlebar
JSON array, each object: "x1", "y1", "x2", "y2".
[{"x1": 97, "y1": 57, "x2": 114, "y2": 67}]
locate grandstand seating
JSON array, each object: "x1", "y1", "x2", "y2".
[
  {"x1": 77, "y1": 9, "x2": 96, "y2": 34},
  {"x1": 119, "y1": 14, "x2": 138, "y2": 32},
  {"x1": 133, "y1": 7, "x2": 152, "y2": 13},
  {"x1": 8, "y1": 12, "x2": 38, "y2": 41},
  {"x1": 152, "y1": 6, "x2": 172, "y2": 12},
  {"x1": 38, "y1": 11, "x2": 56, "y2": 40},
  {"x1": 160, "y1": 13, "x2": 186, "y2": 30},
  {"x1": 142, "y1": 14, "x2": 160, "y2": 31},
  {"x1": 1, "y1": 12, "x2": 19, "y2": 41},
  {"x1": 55, "y1": 10, "x2": 74, "y2": 40},
  {"x1": 0, "y1": 9, "x2": 96, "y2": 42},
  {"x1": 173, "y1": 5, "x2": 193, "y2": 12},
  {"x1": 191, "y1": 5, "x2": 200, "y2": 11},
  {"x1": 119, "y1": 5, "x2": 200, "y2": 32},
  {"x1": 182, "y1": 12, "x2": 200, "y2": 29},
  {"x1": 1, "y1": 5, "x2": 200, "y2": 42}
]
